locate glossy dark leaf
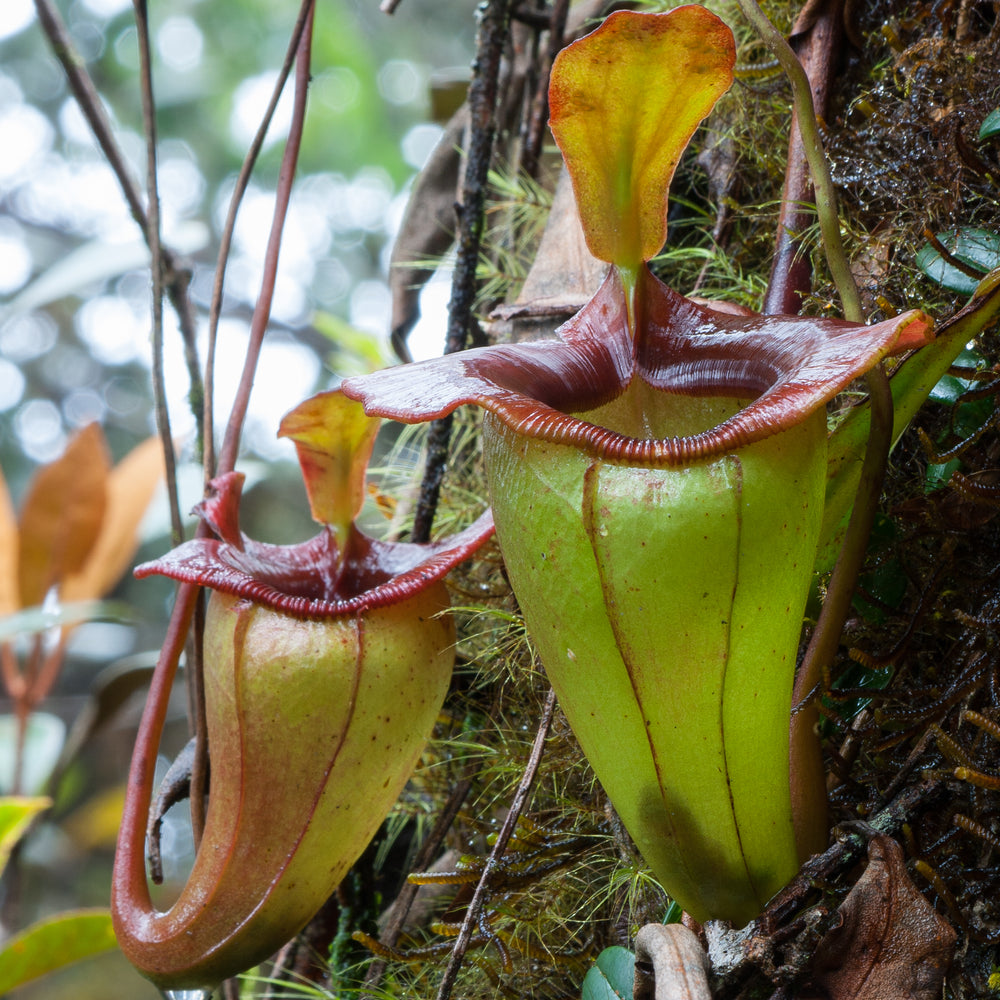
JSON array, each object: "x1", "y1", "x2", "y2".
[
  {"x1": 978, "y1": 107, "x2": 1000, "y2": 140},
  {"x1": 916, "y1": 228, "x2": 1000, "y2": 295}
]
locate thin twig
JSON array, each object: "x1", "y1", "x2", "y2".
[
  {"x1": 790, "y1": 363, "x2": 893, "y2": 855},
  {"x1": 33, "y1": 0, "x2": 146, "y2": 227},
  {"x1": 201, "y1": 0, "x2": 315, "y2": 861},
  {"x1": 520, "y1": 0, "x2": 570, "y2": 179},
  {"x1": 130, "y1": 0, "x2": 209, "y2": 843},
  {"x1": 412, "y1": 0, "x2": 514, "y2": 543},
  {"x1": 204, "y1": 0, "x2": 316, "y2": 481},
  {"x1": 434, "y1": 687, "x2": 558, "y2": 1000},
  {"x1": 214, "y1": 0, "x2": 315, "y2": 476},
  {"x1": 360, "y1": 777, "x2": 474, "y2": 998},
  {"x1": 33, "y1": 0, "x2": 203, "y2": 521},
  {"x1": 132, "y1": 0, "x2": 183, "y2": 547},
  {"x1": 762, "y1": 778, "x2": 948, "y2": 932}
]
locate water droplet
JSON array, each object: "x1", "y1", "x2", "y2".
[{"x1": 163, "y1": 990, "x2": 214, "y2": 1000}]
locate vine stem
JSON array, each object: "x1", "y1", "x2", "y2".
[
  {"x1": 736, "y1": 0, "x2": 896, "y2": 857},
  {"x1": 734, "y1": 0, "x2": 862, "y2": 324},
  {"x1": 434, "y1": 687, "x2": 558, "y2": 1000},
  {"x1": 762, "y1": 2, "x2": 843, "y2": 317},
  {"x1": 111, "y1": 583, "x2": 199, "y2": 916},
  {"x1": 202, "y1": 0, "x2": 316, "y2": 482},
  {"x1": 215, "y1": 0, "x2": 316, "y2": 477},
  {"x1": 412, "y1": 0, "x2": 514, "y2": 543}
]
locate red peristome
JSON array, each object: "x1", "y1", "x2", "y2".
[
  {"x1": 343, "y1": 267, "x2": 933, "y2": 467},
  {"x1": 136, "y1": 472, "x2": 494, "y2": 617}
]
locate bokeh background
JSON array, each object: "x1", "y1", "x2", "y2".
[{"x1": 0, "y1": 0, "x2": 474, "y2": 994}]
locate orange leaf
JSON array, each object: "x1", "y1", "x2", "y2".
[
  {"x1": 61, "y1": 436, "x2": 165, "y2": 603},
  {"x1": 0, "y1": 465, "x2": 18, "y2": 615},
  {"x1": 17, "y1": 425, "x2": 109, "y2": 609},
  {"x1": 549, "y1": 7, "x2": 735, "y2": 275},
  {"x1": 278, "y1": 392, "x2": 379, "y2": 544}
]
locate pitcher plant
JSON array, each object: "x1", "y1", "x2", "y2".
[
  {"x1": 111, "y1": 393, "x2": 493, "y2": 989},
  {"x1": 341, "y1": 6, "x2": 934, "y2": 925}
]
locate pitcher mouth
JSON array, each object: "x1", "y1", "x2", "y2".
[
  {"x1": 135, "y1": 471, "x2": 494, "y2": 619},
  {"x1": 342, "y1": 266, "x2": 933, "y2": 469}
]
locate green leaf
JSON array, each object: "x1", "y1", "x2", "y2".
[
  {"x1": 979, "y1": 108, "x2": 1000, "y2": 141},
  {"x1": 916, "y1": 228, "x2": 1000, "y2": 296},
  {"x1": 926, "y1": 459, "x2": 961, "y2": 493},
  {"x1": 0, "y1": 796, "x2": 51, "y2": 876},
  {"x1": 582, "y1": 946, "x2": 635, "y2": 1000},
  {"x1": 818, "y1": 268, "x2": 1000, "y2": 574},
  {"x1": 0, "y1": 908, "x2": 118, "y2": 993},
  {"x1": 548, "y1": 8, "x2": 734, "y2": 276},
  {"x1": 927, "y1": 348, "x2": 985, "y2": 404},
  {"x1": 312, "y1": 311, "x2": 392, "y2": 376},
  {"x1": 822, "y1": 658, "x2": 894, "y2": 728},
  {"x1": 0, "y1": 223, "x2": 208, "y2": 320}
]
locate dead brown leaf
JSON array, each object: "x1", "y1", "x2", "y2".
[
  {"x1": 0, "y1": 463, "x2": 18, "y2": 616},
  {"x1": 488, "y1": 167, "x2": 606, "y2": 342},
  {"x1": 808, "y1": 835, "x2": 956, "y2": 1000},
  {"x1": 62, "y1": 435, "x2": 165, "y2": 603},
  {"x1": 17, "y1": 423, "x2": 110, "y2": 608}
]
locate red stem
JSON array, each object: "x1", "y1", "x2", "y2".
[
  {"x1": 111, "y1": 582, "x2": 198, "y2": 914},
  {"x1": 215, "y1": 1, "x2": 315, "y2": 478},
  {"x1": 203, "y1": 0, "x2": 316, "y2": 482}
]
